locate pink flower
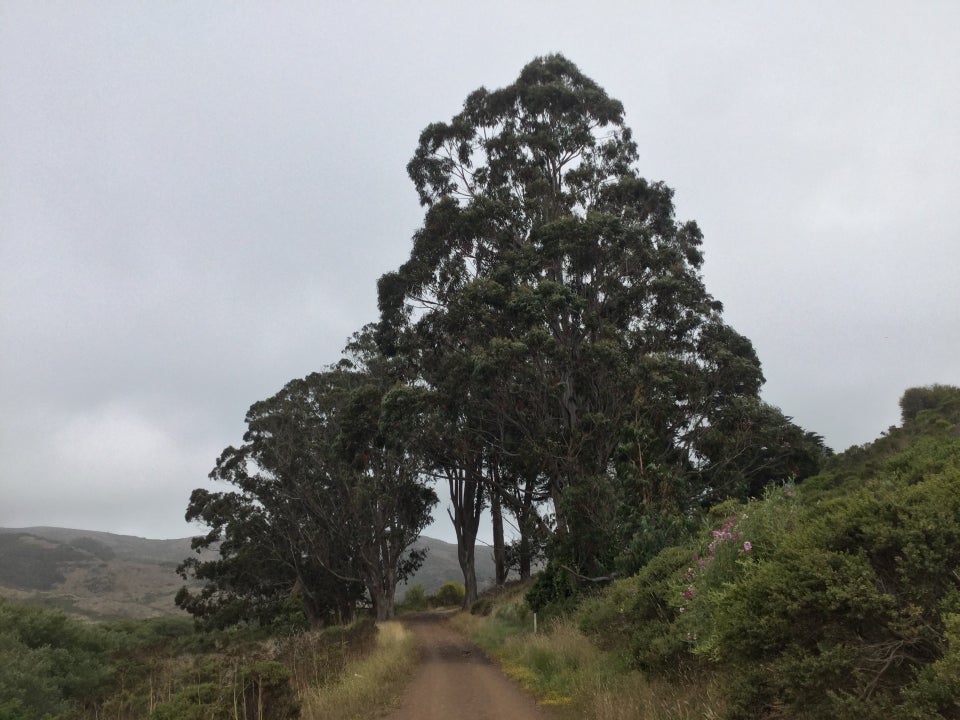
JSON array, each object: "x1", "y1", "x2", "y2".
[
  {"x1": 743, "y1": 541, "x2": 752, "y2": 553},
  {"x1": 679, "y1": 607, "x2": 685, "y2": 613}
]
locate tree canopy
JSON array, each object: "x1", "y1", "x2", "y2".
[
  {"x1": 378, "y1": 53, "x2": 825, "y2": 596},
  {"x1": 178, "y1": 328, "x2": 436, "y2": 624},
  {"x1": 181, "y1": 54, "x2": 826, "y2": 621}
]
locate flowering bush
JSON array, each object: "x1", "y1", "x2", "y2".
[
  {"x1": 579, "y1": 388, "x2": 960, "y2": 719},
  {"x1": 710, "y1": 453, "x2": 960, "y2": 719}
]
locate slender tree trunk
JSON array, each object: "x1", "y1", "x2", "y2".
[
  {"x1": 491, "y1": 484, "x2": 506, "y2": 586},
  {"x1": 338, "y1": 597, "x2": 355, "y2": 625},
  {"x1": 518, "y1": 530, "x2": 532, "y2": 581},
  {"x1": 448, "y1": 462, "x2": 485, "y2": 609},
  {"x1": 460, "y1": 542, "x2": 478, "y2": 609},
  {"x1": 296, "y1": 576, "x2": 327, "y2": 629}
]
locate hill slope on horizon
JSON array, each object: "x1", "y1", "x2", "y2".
[{"x1": 0, "y1": 526, "x2": 494, "y2": 620}]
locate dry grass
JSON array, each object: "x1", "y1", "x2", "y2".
[
  {"x1": 455, "y1": 610, "x2": 724, "y2": 720},
  {"x1": 446, "y1": 609, "x2": 485, "y2": 636},
  {"x1": 582, "y1": 671, "x2": 725, "y2": 720},
  {"x1": 299, "y1": 621, "x2": 416, "y2": 720}
]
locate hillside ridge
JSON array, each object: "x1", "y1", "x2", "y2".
[{"x1": 0, "y1": 526, "x2": 494, "y2": 620}]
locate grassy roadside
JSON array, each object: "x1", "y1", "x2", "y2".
[
  {"x1": 447, "y1": 586, "x2": 723, "y2": 720},
  {"x1": 299, "y1": 621, "x2": 417, "y2": 720}
]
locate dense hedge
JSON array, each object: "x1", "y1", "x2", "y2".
[{"x1": 581, "y1": 386, "x2": 960, "y2": 719}]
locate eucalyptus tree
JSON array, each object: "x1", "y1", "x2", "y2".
[
  {"x1": 333, "y1": 328, "x2": 438, "y2": 619},
  {"x1": 379, "y1": 54, "x2": 821, "y2": 579},
  {"x1": 176, "y1": 485, "x2": 361, "y2": 628},
  {"x1": 179, "y1": 329, "x2": 436, "y2": 623},
  {"x1": 378, "y1": 316, "x2": 491, "y2": 607}
]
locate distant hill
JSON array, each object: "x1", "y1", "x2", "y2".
[
  {"x1": 400, "y1": 536, "x2": 497, "y2": 597},
  {"x1": 0, "y1": 527, "x2": 494, "y2": 620},
  {"x1": 0, "y1": 527, "x2": 209, "y2": 620}
]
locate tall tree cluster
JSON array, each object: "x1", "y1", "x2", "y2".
[
  {"x1": 181, "y1": 54, "x2": 825, "y2": 623},
  {"x1": 378, "y1": 54, "x2": 825, "y2": 605}
]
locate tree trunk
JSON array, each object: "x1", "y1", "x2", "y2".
[
  {"x1": 337, "y1": 597, "x2": 355, "y2": 625},
  {"x1": 518, "y1": 530, "x2": 532, "y2": 580},
  {"x1": 460, "y1": 542, "x2": 478, "y2": 610},
  {"x1": 448, "y1": 463, "x2": 485, "y2": 610},
  {"x1": 296, "y1": 577, "x2": 327, "y2": 629},
  {"x1": 371, "y1": 586, "x2": 394, "y2": 622},
  {"x1": 491, "y1": 485, "x2": 506, "y2": 586},
  {"x1": 381, "y1": 592, "x2": 395, "y2": 621}
]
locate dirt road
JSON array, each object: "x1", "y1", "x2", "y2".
[{"x1": 383, "y1": 612, "x2": 556, "y2": 720}]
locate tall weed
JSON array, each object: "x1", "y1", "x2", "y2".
[
  {"x1": 299, "y1": 621, "x2": 416, "y2": 720},
  {"x1": 458, "y1": 599, "x2": 723, "y2": 719}
]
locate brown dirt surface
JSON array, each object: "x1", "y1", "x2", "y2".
[{"x1": 384, "y1": 611, "x2": 558, "y2": 720}]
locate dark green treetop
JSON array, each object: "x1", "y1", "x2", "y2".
[{"x1": 379, "y1": 54, "x2": 824, "y2": 580}]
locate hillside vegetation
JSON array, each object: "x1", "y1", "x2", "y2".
[
  {"x1": 457, "y1": 385, "x2": 960, "y2": 719},
  {"x1": 0, "y1": 598, "x2": 417, "y2": 720},
  {"x1": 0, "y1": 529, "x2": 489, "y2": 622},
  {"x1": 0, "y1": 530, "x2": 201, "y2": 620}
]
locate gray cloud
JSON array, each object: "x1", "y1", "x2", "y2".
[{"x1": 2, "y1": 2, "x2": 958, "y2": 539}]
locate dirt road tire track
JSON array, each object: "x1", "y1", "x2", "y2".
[{"x1": 383, "y1": 612, "x2": 557, "y2": 720}]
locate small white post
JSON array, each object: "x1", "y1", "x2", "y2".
[{"x1": 534, "y1": 612, "x2": 538, "y2": 634}]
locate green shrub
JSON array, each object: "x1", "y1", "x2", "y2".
[
  {"x1": 401, "y1": 583, "x2": 428, "y2": 611},
  {"x1": 148, "y1": 659, "x2": 299, "y2": 720},
  {"x1": 901, "y1": 610, "x2": 960, "y2": 718},
  {"x1": 432, "y1": 581, "x2": 466, "y2": 607},
  {"x1": 470, "y1": 596, "x2": 493, "y2": 616},
  {"x1": 703, "y1": 465, "x2": 960, "y2": 718},
  {"x1": 585, "y1": 431, "x2": 960, "y2": 718},
  {"x1": 526, "y1": 561, "x2": 575, "y2": 613},
  {"x1": 0, "y1": 599, "x2": 113, "y2": 718},
  {"x1": 579, "y1": 544, "x2": 689, "y2": 669}
]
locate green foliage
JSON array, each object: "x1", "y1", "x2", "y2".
[
  {"x1": 526, "y1": 561, "x2": 576, "y2": 613},
  {"x1": 432, "y1": 581, "x2": 466, "y2": 607},
  {"x1": 148, "y1": 660, "x2": 298, "y2": 720},
  {"x1": 578, "y1": 388, "x2": 960, "y2": 719},
  {"x1": 378, "y1": 53, "x2": 825, "y2": 592},
  {"x1": 900, "y1": 610, "x2": 960, "y2": 717},
  {"x1": 0, "y1": 592, "x2": 398, "y2": 720},
  {"x1": 400, "y1": 584, "x2": 428, "y2": 611},
  {"x1": 0, "y1": 598, "x2": 114, "y2": 719},
  {"x1": 179, "y1": 326, "x2": 437, "y2": 625},
  {"x1": 579, "y1": 544, "x2": 692, "y2": 671},
  {"x1": 898, "y1": 383, "x2": 960, "y2": 424}
]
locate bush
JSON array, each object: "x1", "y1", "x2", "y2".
[
  {"x1": 432, "y1": 581, "x2": 466, "y2": 607},
  {"x1": 526, "y1": 562, "x2": 575, "y2": 613},
  {"x1": 700, "y1": 458, "x2": 960, "y2": 717},
  {"x1": 583, "y1": 424, "x2": 960, "y2": 718},
  {"x1": 470, "y1": 596, "x2": 493, "y2": 616},
  {"x1": 401, "y1": 584, "x2": 428, "y2": 611},
  {"x1": 0, "y1": 599, "x2": 113, "y2": 718}
]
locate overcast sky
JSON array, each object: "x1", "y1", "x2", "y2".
[{"x1": 2, "y1": 2, "x2": 958, "y2": 542}]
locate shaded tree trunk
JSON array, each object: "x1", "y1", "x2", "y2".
[
  {"x1": 447, "y1": 462, "x2": 485, "y2": 609},
  {"x1": 491, "y1": 483, "x2": 506, "y2": 586}
]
